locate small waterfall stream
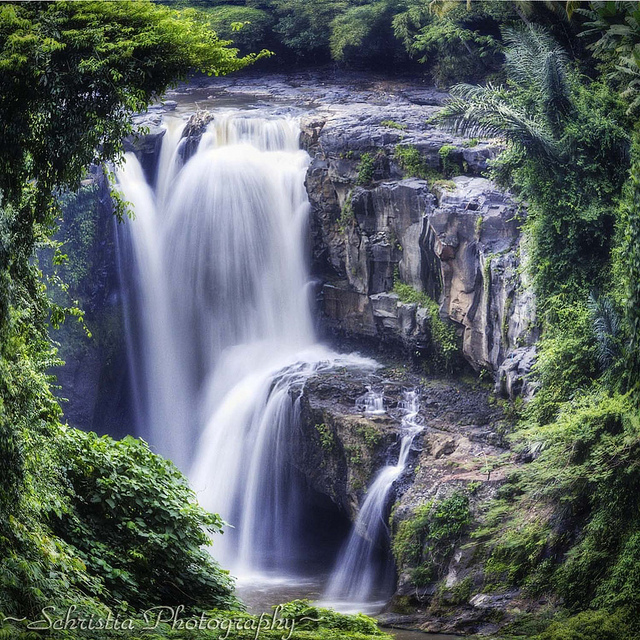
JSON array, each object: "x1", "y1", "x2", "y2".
[
  {"x1": 116, "y1": 111, "x2": 377, "y2": 578},
  {"x1": 324, "y1": 390, "x2": 423, "y2": 608},
  {"x1": 356, "y1": 386, "x2": 386, "y2": 415}
]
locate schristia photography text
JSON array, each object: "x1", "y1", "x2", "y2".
[{"x1": 2, "y1": 604, "x2": 320, "y2": 639}]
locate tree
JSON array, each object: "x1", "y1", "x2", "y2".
[
  {"x1": 0, "y1": 0, "x2": 258, "y2": 615},
  {"x1": 437, "y1": 24, "x2": 629, "y2": 301}
]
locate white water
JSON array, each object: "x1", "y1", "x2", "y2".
[
  {"x1": 356, "y1": 386, "x2": 386, "y2": 415},
  {"x1": 116, "y1": 112, "x2": 377, "y2": 576},
  {"x1": 323, "y1": 390, "x2": 423, "y2": 609}
]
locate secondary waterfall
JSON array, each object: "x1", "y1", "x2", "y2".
[
  {"x1": 356, "y1": 387, "x2": 386, "y2": 416},
  {"x1": 116, "y1": 111, "x2": 376, "y2": 575},
  {"x1": 324, "y1": 390, "x2": 423, "y2": 606}
]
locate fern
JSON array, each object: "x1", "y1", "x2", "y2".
[{"x1": 588, "y1": 293, "x2": 622, "y2": 373}]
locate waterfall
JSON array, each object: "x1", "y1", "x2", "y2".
[
  {"x1": 116, "y1": 111, "x2": 376, "y2": 576},
  {"x1": 324, "y1": 390, "x2": 423, "y2": 607},
  {"x1": 356, "y1": 386, "x2": 386, "y2": 415}
]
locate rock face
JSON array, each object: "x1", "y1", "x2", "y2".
[
  {"x1": 302, "y1": 97, "x2": 538, "y2": 396},
  {"x1": 294, "y1": 366, "x2": 516, "y2": 635},
  {"x1": 46, "y1": 168, "x2": 134, "y2": 438}
]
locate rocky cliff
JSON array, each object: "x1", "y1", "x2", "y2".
[
  {"x1": 293, "y1": 365, "x2": 517, "y2": 635},
  {"x1": 299, "y1": 90, "x2": 537, "y2": 398}
]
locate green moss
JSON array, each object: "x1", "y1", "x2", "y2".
[
  {"x1": 355, "y1": 422, "x2": 381, "y2": 448},
  {"x1": 447, "y1": 575, "x2": 473, "y2": 604},
  {"x1": 338, "y1": 193, "x2": 354, "y2": 231},
  {"x1": 315, "y1": 423, "x2": 335, "y2": 451},
  {"x1": 432, "y1": 178, "x2": 457, "y2": 191},
  {"x1": 502, "y1": 292, "x2": 514, "y2": 344},
  {"x1": 392, "y1": 277, "x2": 459, "y2": 373},
  {"x1": 380, "y1": 119, "x2": 407, "y2": 130},
  {"x1": 356, "y1": 152, "x2": 375, "y2": 185},
  {"x1": 438, "y1": 143, "x2": 459, "y2": 177}
]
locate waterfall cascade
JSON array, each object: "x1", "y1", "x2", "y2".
[
  {"x1": 324, "y1": 390, "x2": 423, "y2": 608},
  {"x1": 116, "y1": 111, "x2": 376, "y2": 577},
  {"x1": 356, "y1": 386, "x2": 386, "y2": 416}
]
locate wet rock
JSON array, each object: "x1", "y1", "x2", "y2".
[
  {"x1": 298, "y1": 85, "x2": 536, "y2": 388},
  {"x1": 124, "y1": 121, "x2": 165, "y2": 185},
  {"x1": 180, "y1": 111, "x2": 215, "y2": 162}
]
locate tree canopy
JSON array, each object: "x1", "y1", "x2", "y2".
[{"x1": 0, "y1": 0, "x2": 259, "y2": 619}]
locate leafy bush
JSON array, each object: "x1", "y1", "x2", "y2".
[
  {"x1": 394, "y1": 145, "x2": 430, "y2": 179},
  {"x1": 537, "y1": 609, "x2": 633, "y2": 640},
  {"x1": 356, "y1": 152, "x2": 376, "y2": 185},
  {"x1": 526, "y1": 298, "x2": 599, "y2": 425},
  {"x1": 0, "y1": 1, "x2": 254, "y2": 620},
  {"x1": 392, "y1": 493, "x2": 471, "y2": 585},
  {"x1": 53, "y1": 430, "x2": 239, "y2": 612},
  {"x1": 477, "y1": 391, "x2": 639, "y2": 612},
  {"x1": 439, "y1": 28, "x2": 630, "y2": 302},
  {"x1": 0, "y1": 599, "x2": 393, "y2": 639}
]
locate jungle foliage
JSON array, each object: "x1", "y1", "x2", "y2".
[
  {"x1": 430, "y1": 3, "x2": 640, "y2": 637},
  {"x1": 0, "y1": 0, "x2": 257, "y2": 622},
  {"x1": 161, "y1": 0, "x2": 587, "y2": 83}
]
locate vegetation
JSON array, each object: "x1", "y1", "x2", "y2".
[
  {"x1": 438, "y1": 143, "x2": 459, "y2": 177},
  {"x1": 315, "y1": 423, "x2": 336, "y2": 451},
  {"x1": 393, "y1": 278, "x2": 459, "y2": 372},
  {"x1": 1, "y1": 599, "x2": 392, "y2": 639},
  {"x1": 0, "y1": 0, "x2": 259, "y2": 623},
  {"x1": 356, "y1": 152, "x2": 376, "y2": 185},
  {"x1": 394, "y1": 145, "x2": 431, "y2": 179},
  {"x1": 392, "y1": 492, "x2": 471, "y2": 586},
  {"x1": 380, "y1": 119, "x2": 407, "y2": 130},
  {"x1": 428, "y1": 6, "x2": 640, "y2": 637},
  {"x1": 163, "y1": 0, "x2": 573, "y2": 83}
]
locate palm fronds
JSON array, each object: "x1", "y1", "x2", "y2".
[
  {"x1": 437, "y1": 24, "x2": 572, "y2": 161},
  {"x1": 439, "y1": 82, "x2": 562, "y2": 161},
  {"x1": 588, "y1": 293, "x2": 623, "y2": 373}
]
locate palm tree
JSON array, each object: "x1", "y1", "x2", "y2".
[{"x1": 437, "y1": 23, "x2": 570, "y2": 162}]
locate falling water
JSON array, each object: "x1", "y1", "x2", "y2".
[
  {"x1": 356, "y1": 386, "x2": 386, "y2": 415},
  {"x1": 116, "y1": 111, "x2": 376, "y2": 576},
  {"x1": 324, "y1": 390, "x2": 423, "y2": 607}
]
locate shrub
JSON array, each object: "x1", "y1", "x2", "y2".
[
  {"x1": 394, "y1": 145, "x2": 430, "y2": 180},
  {"x1": 538, "y1": 609, "x2": 632, "y2": 640},
  {"x1": 356, "y1": 152, "x2": 376, "y2": 185},
  {"x1": 52, "y1": 429, "x2": 240, "y2": 613}
]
